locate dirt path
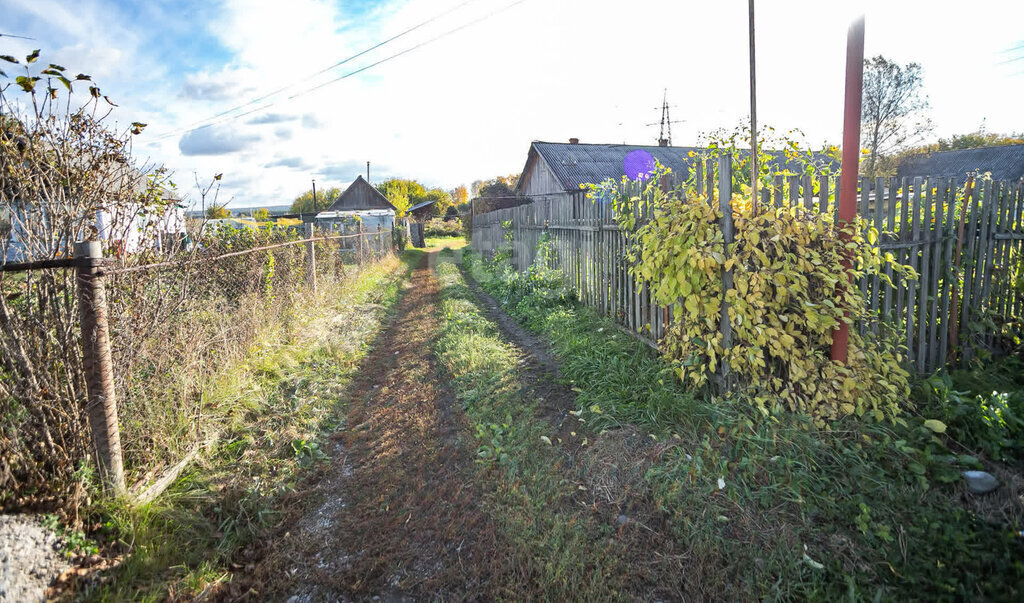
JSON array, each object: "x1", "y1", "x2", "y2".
[{"x1": 254, "y1": 252, "x2": 504, "y2": 601}]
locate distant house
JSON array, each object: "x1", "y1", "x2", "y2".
[
  {"x1": 314, "y1": 175, "x2": 397, "y2": 233},
  {"x1": 515, "y1": 139, "x2": 838, "y2": 203},
  {"x1": 4, "y1": 197, "x2": 186, "y2": 262},
  {"x1": 897, "y1": 144, "x2": 1024, "y2": 182}
]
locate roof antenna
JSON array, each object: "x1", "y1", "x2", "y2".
[{"x1": 645, "y1": 89, "x2": 685, "y2": 146}]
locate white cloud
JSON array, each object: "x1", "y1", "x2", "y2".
[
  {"x1": 179, "y1": 126, "x2": 261, "y2": 156},
  {"x1": 3, "y1": 0, "x2": 1024, "y2": 208}
]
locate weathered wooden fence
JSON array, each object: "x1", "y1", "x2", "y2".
[{"x1": 471, "y1": 160, "x2": 1024, "y2": 373}]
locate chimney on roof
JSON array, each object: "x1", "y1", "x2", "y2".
[
  {"x1": 569, "y1": 137, "x2": 579, "y2": 144},
  {"x1": 658, "y1": 138, "x2": 669, "y2": 147}
]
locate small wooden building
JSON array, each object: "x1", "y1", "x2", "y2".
[{"x1": 314, "y1": 175, "x2": 397, "y2": 234}]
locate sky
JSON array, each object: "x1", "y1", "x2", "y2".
[{"x1": 2, "y1": 0, "x2": 1023, "y2": 209}]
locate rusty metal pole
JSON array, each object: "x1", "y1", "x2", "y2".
[
  {"x1": 75, "y1": 241, "x2": 126, "y2": 496},
  {"x1": 830, "y1": 15, "x2": 865, "y2": 365},
  {"x1": 304, "y1": 222, "x2": 317, "y2": 294}
]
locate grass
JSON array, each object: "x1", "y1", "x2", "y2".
[
  {"x1": 458, "y1": 248, "x2": 1024, "y2": 601},
  {"x1": 434, "y1": 250, "x2": 659, "y2": 599},
  {"x1": 78, "y1": 250, "x2": 420, "y2": 600},
  {"x1": 424, "y1": 235, "x2": 467, "y2": 250}
]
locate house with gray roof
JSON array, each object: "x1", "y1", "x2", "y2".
[
  {"x1": 897, "y1": 144, "x2": 1024, "y2": 182},
  {"x1": 315, "y1": 175, "x2": 397, "y2": 234}
]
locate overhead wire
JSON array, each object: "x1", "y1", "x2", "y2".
[
  {"x1": 151, "y1": 0, "x2": 527, "y2": 142},
  {"x1": 150, "y1": 0, "x2": 482, "y2": 140}
]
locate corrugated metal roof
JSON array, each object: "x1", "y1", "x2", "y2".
[
  {"x1": 325, "y1": 175, "x2": 397, "y2": 212},
  {"x1": 897, "y1": 145, "x2": 1024, "y2": 182},
  {"x1": 407, "y1": 199, "x2": 437, "y2": 212},
  {"x1": 527, "y1": 141, "x2": 838, "y2": 191},
  {"x1": 531, "y1": 142, "x2": 701, "y2": 190}
]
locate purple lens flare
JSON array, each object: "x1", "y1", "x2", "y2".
[{"x1": 623, "y1": 149, "x2": 655, "y2": 180}]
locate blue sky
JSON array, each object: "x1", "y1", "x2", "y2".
[{"x1": 2, "y1": 0, "x2": 1023, "y2": 208}]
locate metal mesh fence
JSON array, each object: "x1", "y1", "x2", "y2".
[{"x1": 0, "y1": 225, "x2": 395, "y2": 515}]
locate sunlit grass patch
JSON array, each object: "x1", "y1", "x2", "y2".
[
  {"x1": 87, "y1": 252, "x2": 416, "y2": 600},
  {"x1": 424, "y1": 235, "x2": 467, "y2": 250}
]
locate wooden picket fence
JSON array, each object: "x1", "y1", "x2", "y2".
[{"x1": 470, "y1": 158, "x2": 1024, "y2": 373}]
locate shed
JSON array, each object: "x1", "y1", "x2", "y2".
[
  {"x1": 407, "y1": 199, "x2": 438, "y2": 221},
  {"x1": 314, "y1": 175, "x2": 397, "y2": 234},
  {"x1": 897, "y1": 144, "x2": 1024, "y2": 182}
]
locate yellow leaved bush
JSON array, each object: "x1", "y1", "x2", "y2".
[{"x1": 608, "y1": 181, "x2": 915, "y2": 424}]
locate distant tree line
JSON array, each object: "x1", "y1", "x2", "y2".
[{"x1": 860, "y1": 55, "x2": 1023, "y2": 177}]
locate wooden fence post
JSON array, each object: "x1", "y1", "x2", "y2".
[
  {"x1": 716, "y1": 154, "x2": 735, "y2": 390},
  {"x1": 357, "y1": 221, "x2": 364, "y2": 266},
  {"x1": 304, "y1": 223, "x2": 317, "y2": 294},
  {"x1": 74, "y1": 241, "x2": 126, "y2": 496}
]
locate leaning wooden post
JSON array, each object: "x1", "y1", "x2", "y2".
[
  {"x1": 75, "y1": 241, "x2": 126, "y2": 496},
  {"x1": 304, "y1": 222, "x2": 317, "y2": 294},
  {"x1": 717, "y1": 154, "x2": 735, "y2": 390}
]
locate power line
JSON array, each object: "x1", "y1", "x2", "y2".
[
  {"x1": 152, "y1": 0, "x2": 528, "y2": 142},
  {"x1": 288, "y1": 0, "x2": 527, "y2": 99},
  {"x1": 151, "y1": 0, "x2": 482, "y2": 140},
  {"x1": 0, "y1": 33, "x2": 36, "y2": 40}
]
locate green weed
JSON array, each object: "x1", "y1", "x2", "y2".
[{"x1": 462, "y1": 248, "x2": 1024, "y2": 601}]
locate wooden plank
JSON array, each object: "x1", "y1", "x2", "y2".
[
  {"x1": 958, "y1": 179, "x2": 981, "y2": 365},
  {"x1": 905, "y1": 177, "x2": 923, "y2": 367},
  {"x1": 882, "y1": 176, "x2": 899, "y2": 325},
  {"x1": 895, "y1": 178, "x2": 910, "y2": 342},
  {"x1": 818, "y1": 173, "x2": 830, "y2": 216},
  {"x1": 869, "y1": 176, "x2": 886, "y2": 335},
  {"x1": 938, "y1": 179, "x2": 956, "y2": 369},
  {"x1": 803, "y1": 174, "x2": 814, "y2": 212},
  {"x1": 788, "y1": 175, "x2": 801, "y2": 210},
  {"x1": 977, "y1": 181, "x2": 1001, "y2": 348},
  {"x1": 958, "y1": 180, "x2": 983, "y2": 362},
  {"x1": 858, "y1": 178, "x2": 872, "y2": 334},
  {"x1": 1008, "y1": 182, "x2": 1024, "y2": 321},
  {"x1": 995, "y1": 182, "x2": 1014, "y2": 343},
  {"x1": 916, "y1": 179, "x2": 934, "y2": 372}
]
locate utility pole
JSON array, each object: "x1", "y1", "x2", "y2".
[
  {"x1": 748, "y1": 0, "x2": 759, "y2": 213},
  {"x1": 830, "y1": 15, "x2": 866, "y2": 365},
  {"x1": 311, "y1": 179, "x2": 317, "y2": 211}
]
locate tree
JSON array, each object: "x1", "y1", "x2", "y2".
[
  {"x1": 207, "y1": 204, "x2": 231, "y2": 219},
  {"x1": 422, "y1": 188, "x2": 453, "y2": 217},
  {"x1": 471, "y1": 174, "x2": 520, "y2": 198},
  {"x1": 376, "y1": 178, "x2": 427, "y2": 217},
  {"x1": 290, "y1": 187, "x2": 339, "y2": 214},
  {"x1": 252, "y1": 207, "x2": 270, "y2": 221},
  {"x1": 376, "y1": 178, "x2": 453, "y2": 217},
  {"x1": 861, "y1": 55, "x2": 933, "y2": 176},
  {"x1": 937, "y1": 128, "x2": 1024, "y2": 151},
  {"x1": 451, "y1": 184, "x2": 469, "y2": 207}
]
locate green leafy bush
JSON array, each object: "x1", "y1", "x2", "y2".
[{"x1": 423, "y1": 218, "x2": 462, "y2": 238}]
